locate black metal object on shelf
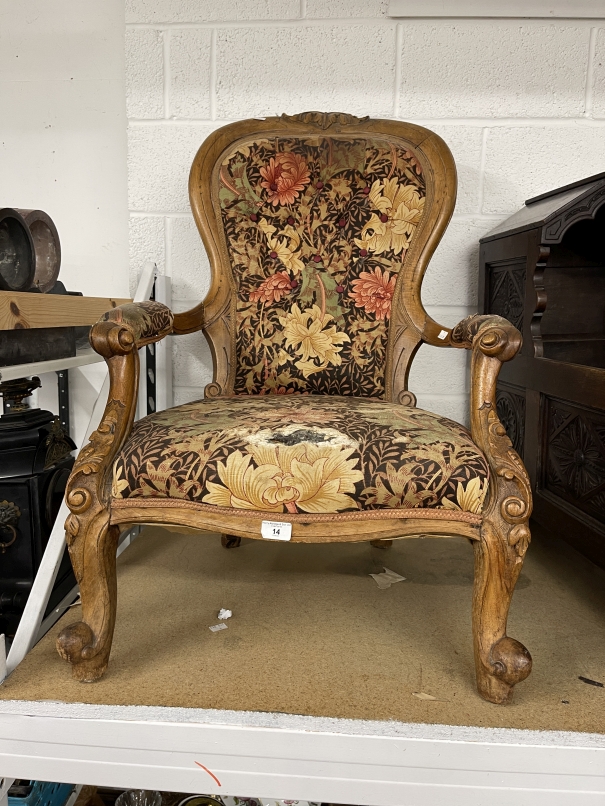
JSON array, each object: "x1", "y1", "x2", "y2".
[
  {"x1": 0, "y1": 377, "x2": 75, "y2": 479},
  {"x1": 0, "y1": 326, "x2": 76, "y2": 369},
  {"x1": 0, "y1": 375, "x2": 77, "y2": 638}
]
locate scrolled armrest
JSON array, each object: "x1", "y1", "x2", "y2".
[
  {"x1": 92, "y1": 301, "x2": 174, "y2": 358},
  {"x1": 67, "y1": 301, "x2": 174, "y2": 509},
  {"x1": 454, "y1": 315, "x2": 531, "y2": 553},
  {"x1": 450, "y1": 314, "x2": 521, "y2": 361},
  {"x1": 451, "y1": 313, "x2": 522, "y2": 430}
]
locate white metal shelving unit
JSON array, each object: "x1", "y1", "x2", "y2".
[
  {"x1": 1, "y1": 265, "x2": 604, "y2": 805},
  {"x1": 0, "y1": 350, "x2": 104, "y2": 385}
]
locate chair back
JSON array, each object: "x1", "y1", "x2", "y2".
[{"x1": 186, "y1": 112, "x2": 456, "y2": 402}]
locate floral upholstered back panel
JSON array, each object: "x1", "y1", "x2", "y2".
[{"x1": 218, "y1": 136, "x2": 426, "y2": 397}]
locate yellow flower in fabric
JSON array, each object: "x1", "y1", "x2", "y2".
[
  {"x1": 133, "y1": 457, "x2": 203, "y2": 499},
  {"x1": 366, "y1": 462, "x2": 439, "y2": 509},
  {"x1": 279, "y1": 304, "x2": 350, "y2": 377},
  {"x1": 258, "y1": 218, "x2": 304, "y2": 274},
  {"x1": 111, "y1": 465, "x2": 129, "y2": 498},
  {"x1": 442, "y1": 477, "x2": 489, "y2": 514},
  {"x1": 202, "y1": 442, "x2": 362, "y2": 514},
  {"x1": 355, "y1": 178, "x2": 424, "y2": 255}
]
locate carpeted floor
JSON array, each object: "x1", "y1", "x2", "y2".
[{"x1": 1, "y1": 523, "x2": 604, "y2": 733}]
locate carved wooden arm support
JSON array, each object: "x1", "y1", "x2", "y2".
[
  {"x1": 68, "y1": 300, "x2": 174, "y2": 502},
  {"x1": 451, "y1": 313, "x2": 532, "y2": 553},
  {"x1": 66, "y1": 301, "x2": 174, "y2": 518},
  {"x1": 450, "y1": 314, "x2": 533, "y2": 700},
  {"x1": 58, "y1": 302, "x2": 175, "y2": 671},
  {"x1": 64, "y1": 301, "x2": 173, "y2": 586}
]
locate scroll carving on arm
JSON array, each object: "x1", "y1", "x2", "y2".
[
  {"x1": 56, "y1": 300, "x2": 173, "y2": 681},
  {"x1": 451, "y1": 313, "x2": 533, "y2": 703}
]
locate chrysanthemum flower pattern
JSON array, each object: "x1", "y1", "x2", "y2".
[
  {"x1": 113, "y1": 396, "x2": 490, "y2": 517},
  {"x1": 259, "y1": 152, "x2": 311, "y2": 206},
  {"x1": 249, "y1": 271, "x2": 293, "y2": 304},
  {"x1": 203, "y1": 440, "x2": 362, "y2": 514},
  {"x1": 279, "y1": 304, "x2": 350, "y2": 378},
  {"x1": 218, "y1": 137, "x2": 426, "y2": 396},
  {"x1": 354, "y1": 178, "x2": 425, "y2": 256},
  {"x1": 349, "y1": 267, "x2": 396, "y2": 320}
]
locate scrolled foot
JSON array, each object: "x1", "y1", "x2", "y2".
[
  {"x1": 221, "y1": 534, "x2": 242, "y2": 549},
  {"x1": 56, "y1": 621, "x2": 94, "y2": 663},
  {"x1": 477, "y1": 636, "x2": 532, "y2": 704},
  {"x1": 56, "y1": 621, "x2": 108, "y2": 682}
]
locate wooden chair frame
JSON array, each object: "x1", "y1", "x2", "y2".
[{"x1": 56, "y1": 113, "x2": 532, "y2": 703}]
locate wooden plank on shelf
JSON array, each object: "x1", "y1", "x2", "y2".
[{"x1": 0, "y1": 292, "x2": 131, "y2": 330}]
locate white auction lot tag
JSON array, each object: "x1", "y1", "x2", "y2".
[{"x1": 261, "y1": 520, "x2": 292, "y2": 541}]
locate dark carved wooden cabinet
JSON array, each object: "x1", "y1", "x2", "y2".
[{"x1": 479, "y1": 172, "x2": 605, "y2": 569}]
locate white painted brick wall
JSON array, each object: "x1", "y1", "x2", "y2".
[
  {"x1": 215, "y1": 25, "x2": 396, "y2": 119},
  {"x1": 126, "y1": 29, "x2": 164, "y2": 118},
  {"x1": 421, "y1": 219, "x2": 492, "y2": 308},
  {"x1": 593, "y1": 28, "x2": 605, "y2": 117},
  {"x1": 125, "y1": 2, "x2": 605, "y2": 420},
  {"x1": 398, "y1": 23, "x2": 589, "y2": 118},
  {"x1": 424, "y1": 126, "x2": 484, "y2": 215},
  {"x1": 169, "y1": 215, "x2": 211, "y2": 302},
  {"x1": 128, "y1": 123, "x2": 219, "y2": 211},
  {"x1": 126, "y1": 0, "x2": 300, "y2": 24},
  {"x1": 306, "y1": 0, "x2": 389, "y2": 17},
  {"x1": 170, "y1": 29, "x2": 213, "y2": 118},
  {"x1": 483, "y1": 126, "x2": 605, "y2": 214},
  {"x1": 129, "y1": 215, "x2": 165, "y2": 295}
]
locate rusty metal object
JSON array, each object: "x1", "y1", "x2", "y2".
[
  {"x1": 16, "y1": 208, "x2": 61, "y2": 292},
  {"x1": 0, "y1": 208, "x2": 35, "y2": 292}
]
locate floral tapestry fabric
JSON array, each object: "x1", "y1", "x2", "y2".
[
  {"x1": 112, "y1": 396, "x2": 489, "y2": 518},
  {"x1": 218, "y1": 137, "x2": 426, "y2": 397},
  {"x1": 100, "y1": 301, "x2": 174, "y2": 344}
]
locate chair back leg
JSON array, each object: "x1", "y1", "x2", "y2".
[{"x1": 221, "y1": 534, "x2": 242, "y2": 549}]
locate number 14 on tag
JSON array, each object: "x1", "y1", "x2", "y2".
[{"x1": 261, "y1": 520, "x2": 292, "y2": 541}]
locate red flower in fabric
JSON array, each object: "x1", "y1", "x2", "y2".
[
  {"x1": 250, "y1": 271, "x2": 293, "y2": 304},
  {"x1": 260, "y1": 153, "x2": 311, "y2": 206},
  {"x1": 349, "y1": 267, "x2": 396, "y2": 320}
]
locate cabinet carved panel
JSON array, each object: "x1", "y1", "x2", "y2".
[
  {"x1": 487, "y1": 260, "x2": 525, "y2": 331},
  {"x1": 496, "y1": 384, "x2": 526, "y2": 458},
  {"x1": 544, "y1": 397, "x2": 605, "y2": 525}
]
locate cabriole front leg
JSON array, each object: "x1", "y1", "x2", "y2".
[
  {"x1": 472, "y1": 517, "x2": 532, "y2": 703},
  {"x1": 55, "y1": 316, "x2": 145, "y2": 681},
  {"x1": 56, "y1": 514, "x2": 120, "y2": 682}
]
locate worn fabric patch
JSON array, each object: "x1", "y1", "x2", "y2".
[{"x1": 112, "y1": 396, "x2": 489, "y2": 517}]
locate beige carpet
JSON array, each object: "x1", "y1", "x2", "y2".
[{"x1": 1, "y1": 524, "x2": 604, "y2": 733}]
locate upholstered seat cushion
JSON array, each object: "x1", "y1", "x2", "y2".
[{"x1": 112, "y1": 396, "x2": 489, "y2": 520}]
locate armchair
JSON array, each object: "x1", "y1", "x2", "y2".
[{"x1": 56, "y1": 112, "x2": 532, "y2": 704}]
